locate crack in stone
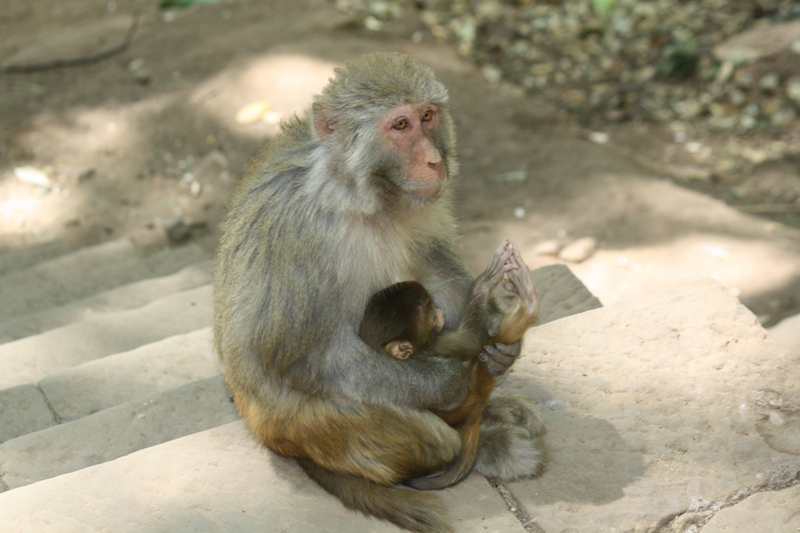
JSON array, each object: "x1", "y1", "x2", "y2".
[
  {"x1": 652, "y1": 463, "x2": 800, "y2": 533},
  {"x1": 35, "y1": 384, "x2": 63, "y2": 424},
  {"x1": 485, "y1": 476, "x2": 545, "y2": 533}
]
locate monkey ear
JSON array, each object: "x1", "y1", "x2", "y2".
[
  {"x1": 386, "y1": 341, "x2": 413, "y2": 360},
  {"x1": 312, "y1": 102, "x2": 336, "y2": 139}
]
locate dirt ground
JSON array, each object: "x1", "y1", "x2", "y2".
[{"x1": 2, "y1": 0, "x2": 800, "y2": 328}]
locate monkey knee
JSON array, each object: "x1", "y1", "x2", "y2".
[
  {"x1": 474, "y1": 425, "x2": 544, "y2": 480},
  {"x1": 392, "y1": 420, "x2": 461, "y2": 479},
  {"x1": 483, "y1": 395, "x2": 545, "y2": 437}
]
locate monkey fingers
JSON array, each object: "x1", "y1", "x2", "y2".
[
  {"x1": 477, "y1": 241, "x2": 517, "y2": 292},
  {"x1": 505, "y1": 248, "x2": 540, "y2": 323},
  {"x1": 478, "y1": 340, "x2": 521, "y2": 376}
]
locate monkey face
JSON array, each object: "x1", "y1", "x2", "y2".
[{"x1": 380, "y1": 103, "x2": 446, "y2": 199}]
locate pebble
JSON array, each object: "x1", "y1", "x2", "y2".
[
  {"x1": 164, "y1": 218, "x2": 190, "y2": 243},
  {"x1": 532, "y1": 240, "x2": 564, "y2": 256},
  {"x1": 14, "y1": 166, "x2": 51, "y2": 189},
  {"x1": 558, "y1": 237, "x2": 598, "y2": 263}
]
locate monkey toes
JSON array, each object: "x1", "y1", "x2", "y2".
[{"x1": 479, "y1": 340, "x2": 522, "y2": 376}]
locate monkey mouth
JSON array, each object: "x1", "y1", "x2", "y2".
[{"x1": 408, "y1": 179, "x2": 444, "y2": 199}]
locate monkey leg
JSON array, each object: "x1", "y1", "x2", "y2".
[
  {"x1": 409, "y1": 360, "x2": 495, "y2": 490},
  {"x1": 298, "y1": 458, "x2": 455, "y2": 533},
  {"x1": 473, "y1": 395, "x2": 546, "y2": 480},
  {"x1": 231, "y1": 387, "x2": 462, "y2": 485}
]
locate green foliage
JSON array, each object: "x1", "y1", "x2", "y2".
[
  {"x1": 591, "y1": 0, "x2": 615, "y2": 19},
  {"x1": 160, "y1": 0, "x2": 218, "y2": 9},
  {"x1": 658, "y1": 28, "x2": 699, "y2": 79}
]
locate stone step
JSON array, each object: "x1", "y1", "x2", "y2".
[
  {"x1": 0, "y1": 328, "x2": 218, "y2": 444},
  {"x1": 2, "y1": 277, "x2": 795, "y2": 532},
  {"x1": 0, "y1": 376, "x2": 238, "y2": 492},
  {"x1": 0, "y1": 238, "x2": 137, "y2": 303},
  {"x1": 39, "y1": 328, "x2": 219, "y2": 421},
  {"x1": 0, "y1": 384, "x2": 59, "y2": 444},
  {"x1": 0, "y1": 240, "x2": 208, "y2": 324},
  {"x1": 0, "y1": 261, "x2": 212, "y2": 344},
  {"x1": 0, "y1": 239, "x2": 72, "y2": 277},
  {"x1": 0, "y1": 421, "x2": 527, "y2": 533},
  {"x1": 0, "y1": 261, "x2": 602, "y2": 533},
  {"x1": 0, "y1": 285, "x2": 212, "y2": 389}
]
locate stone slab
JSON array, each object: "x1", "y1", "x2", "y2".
[
  {"x1": 0, "y1": 421, "x2": 526, "y2": 532},
  {"x1": 0, "y1": 285, "x2": 212, "y2": 389},
  {"x1": 530, "y1": 264, "x2": 602, "y2": 324},
  {"x1": 497, "y1": 279, "x2": 800, "y2": 532},
  {"x1": 0, "y1": 261, "x2": 211, "y2": 343},
  {"x1": 0, "y1": 376, "x2": 238, "y2": 491},
  {"x1": 0, "y1": 385, "x2": 57, "y2": 444},
  {"x1": 40, "y1": 328, "x2": 219, "y2": 421},
  {"x1": 0, "y1": 242, "x2": 207, "y2": 323},
  {"x1": 769, "y1": 312, "x2": 800, "y2": 358},
  {"x1": 703, "y1": 479, "x2": 800, "y2": 532}
]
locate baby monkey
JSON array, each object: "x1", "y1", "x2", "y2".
[
  {"x1": 359, "y1": 240, "x2": 518, "y2": 362},
  {"x1": 358, "y1": 280, "x2": 445, "y2": 360},
  {"x1": 359, "y1": 241, "x2": 541, "y2": 490}
]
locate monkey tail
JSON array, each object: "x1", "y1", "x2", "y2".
[
  {"x1": 297, "y1": 458, "x2": 455, "y2": 533},
  {"x1": 404, "y1": 423, "x2": 479, "y2": 491}
]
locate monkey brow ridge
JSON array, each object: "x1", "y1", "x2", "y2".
[{"x1": 318, "y1": 52, "x2": 449, "y2": 110}]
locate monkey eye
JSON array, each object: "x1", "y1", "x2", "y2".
[
  {"x1": 392, "y1": 119, "x2": 409, "y2": 130},
  {"x1": 421, "y1": 110, "x2": 434, "y2": 122}
]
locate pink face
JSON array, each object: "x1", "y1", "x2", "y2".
[{"x1": 380, "y1": 103, "x2": 446, "y2": 199}]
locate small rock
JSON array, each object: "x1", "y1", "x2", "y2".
[
  {"x1": 771, "y1": 108, "x2": 796, "y2": 128},
  {"x1": 786, "y1": 77, "x2": 800, "y2": 103},
  {"x1": 673, "y1": 99, "x2": 703, "y2": 120},
  {"x1": 128, "y1": 58, "x2": 146, "y2": 72},
  {"x1": 133, "y1": 69, "x2": 151, "y2": 85},
  {"x1": 532, "y1": 240, "x2": 564, "y2": 256},
  {"x1": 558, "y1": 237, "x2": 597, "y2": 263},
  {"x1": 758, "y1": 73, "x2": 780, "y2": 92},
  {"x1": 165, "y1": 218, "x2": 190, "y2": 243},
  {"x1": 481, "y1": 65, "x2": 503, "y2": 84},
  {"x1": 363, "y1": 16, "x2": 383, "y2": 31},
  {"x1": 588, "y1": 131, "x2": 609, "y2": 144},
  {"x1": 14, "y1": 166, "x2": 51, "y2": 189},
  {"x1": 715, "y1": 61, "x2": 735, "y2": 83}
]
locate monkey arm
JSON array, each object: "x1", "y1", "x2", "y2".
[{"x1": 325, "y1": 327, "x2": 470, "y2": 411}]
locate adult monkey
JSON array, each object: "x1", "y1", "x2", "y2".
[{"x1": 214, "y1": 52, "x2": 543, "y2": 533}]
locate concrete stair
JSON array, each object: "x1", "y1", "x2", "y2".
[{"x1": 0, "y1": 238, "x2": 797, "y2": 532}]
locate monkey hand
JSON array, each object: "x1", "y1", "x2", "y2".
[{"x1": 478, "y1": 340, "x2": 521, "y2": 376}]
